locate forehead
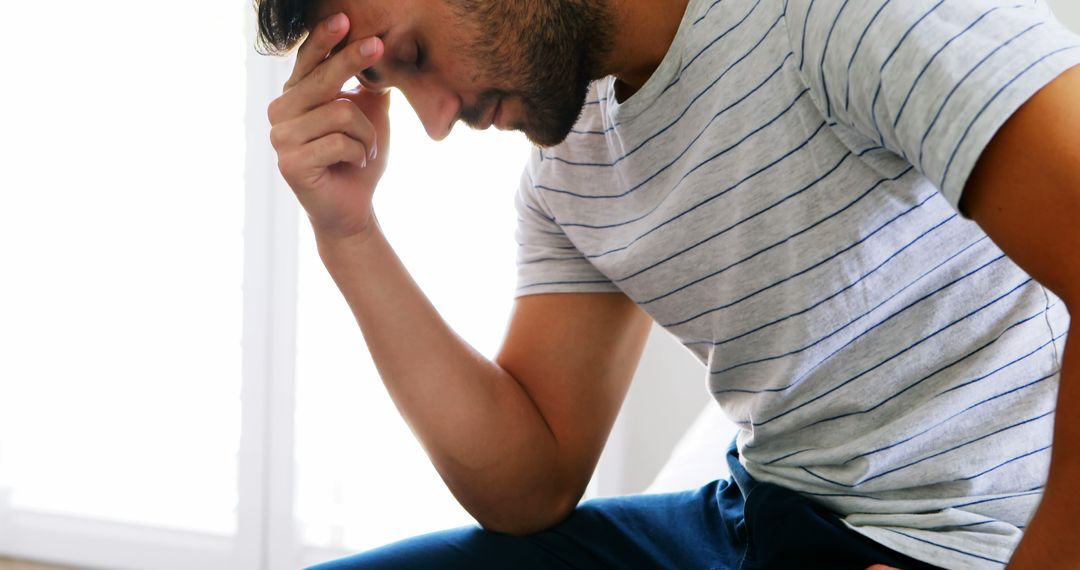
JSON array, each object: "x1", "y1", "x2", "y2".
[{"x1": 304, "y1": 0, "x2": 394, "y2": 36}]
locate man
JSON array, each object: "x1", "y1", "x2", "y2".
[{"x1": 257, "y1": 0, "x2": 1080, "y2": 567}]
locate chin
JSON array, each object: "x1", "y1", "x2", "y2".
[
  {"x1": 527, "y1": 134, "x2": 566, "y2": 148},
  {"x1": 517, "y1": 93, "x2": 590, "y2": 147},
  {"x1": 522, "y1": 118, "x2": 578, "y2": 148}
]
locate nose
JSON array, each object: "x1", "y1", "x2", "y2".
[{"x1": 401, "y1": 80, "x2": 461, "y2": 141}]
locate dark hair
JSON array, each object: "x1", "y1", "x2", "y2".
[{"x1": 255, "y1": 0, "x2": 310, "y2": 55}]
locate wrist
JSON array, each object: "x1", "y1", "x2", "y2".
[{"x1": 313, "y1": 215, "x2": 382, "y2": 256}]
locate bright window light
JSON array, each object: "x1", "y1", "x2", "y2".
[{"x1": 0, "y1": 0, "x2": 247, "y2": 536}]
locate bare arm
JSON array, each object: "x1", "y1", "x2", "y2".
[
  {"x1": 959, "y1": 64, "x2": 1080, "y2": 568},
  {"x1": 266, "y1": 12, "x2": 654, "y2": 535},
  {"x1": 316, "y1": 225, "x2": 652, "y2": 535}
]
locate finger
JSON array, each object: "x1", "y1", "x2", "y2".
[
  {"x1": 284, "y1": 12, "x2": 350, "y2": 92},
  {"x1": 278, "y1": 133, "x2": 371, "y2": 182},
  {"x1": 269, "y1": 37, "x2": 384, "y2": 125},
  {"x1": 271, "y1": 99, "x2": 377, "y2": 153},
  {"x1": 335, "y1": 88, "x2": 391, "y2": 157}
]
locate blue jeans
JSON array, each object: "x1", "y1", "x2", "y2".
[{"x1": 308, "y1": 443, "x2": 942, "y2": 570}]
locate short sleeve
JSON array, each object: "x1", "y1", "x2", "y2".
[
  {"x1": 787, "y1": 0, "x2": 1080, "y2": 210},
  {"x1": 514, "y1": 156, "x2": 621, "y2": 298}
]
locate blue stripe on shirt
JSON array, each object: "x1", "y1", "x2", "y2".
[
  {"x1": 578, "y1": 117, "x2": 826, "y2": 257},
  {"x1": 672, "y1": 0, "x2": 767, "y2": 93},
  {"x1": 916, "y1": 22, "x2": 1044, "y2": 171},
  {"x1": 670, "y1": 191, "x2": 937, "y2": 329},
  {"x1": 833, "y1": 369, "x2": 1058, "y2": 465},
  {"x1": 615, "y1": 151, "x2": 857, "y2": 283},
  {"x1": 712, "y1": 251, "x2": 1003, "y2": 383},
  {"x1": 882, "y1": 528, "x2": 1008, "y2": 565},
  {"x1": 843, "y1": 0, "x2": 893, "y2": 113},
  {"x1": 803, "y1": 310, "x2": 1052, "y2": 428},
  {"x1": 802, "y1": 409, "x2": 1053, "y2": 487},
  {"x1": 941, "y1": 44, "x2": 1080, "y2": 190},
  {"x1": 544, "y1": 15, "x2": 784, "y2": 170},
  {"x1": 818, "y1": 0, "x2": 853, "y2": 118},
  {"x1": 960, "y1": 444, "x2": 1052, "y2": 481},
  {"x1": 892, "y1": 4, "x2": 1022, "y2": 131},
  {"x1": 868, "y1": 0, "x2": 948, "y2": 144},
  {"x1": 691, "y1": 234, "x2": 986, "y2": 350},
  {"x1": 749, "y1": 278, "x2": 1033, "y2": 427}
]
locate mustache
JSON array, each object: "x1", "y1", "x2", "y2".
[{"x1": 459, "y1": 90, "x2": 506, "y2": 127}]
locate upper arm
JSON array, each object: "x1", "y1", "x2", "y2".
[
  {"x1": 962, "y1": 65, "x2": 1080, "y2": 566},
  {"x1": 495, "y1": 292, "x2": 653, "y2": 500},
  {"x1": 961, "y1": 63, "x2": 1080, "y2": 304}
]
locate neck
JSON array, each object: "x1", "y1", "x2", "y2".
[{"x1": 599, "y1": 0, "x2": 690, "y2": 99}]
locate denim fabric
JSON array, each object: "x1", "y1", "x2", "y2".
[{"x1": 308, "y1": 442, "x2": 943, "y2": 570}]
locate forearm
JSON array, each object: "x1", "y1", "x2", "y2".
[
  {"x1": 315, "y1": 221, "x2": 576, "y2": 534},
  {"x1": 1007, "y1": 313, "x2": 1080, "y2": 568}
]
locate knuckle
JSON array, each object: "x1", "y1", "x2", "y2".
[
  {"x1": 267, "y1": 97, "x2": 284, "y2": 124},
  {"x1": 277, "y1": 152, "x2": 294, "y2": 176},
  {"x1": 310, "y1": 63, "x2": 331, "y2": 87},
  {"x1": 327, "y1": 133, "x2": 349, "y2": 154},
  {"x1": 337, "y1": 49, "x2": 363, "y2": 76},
  {"x1": 269, "y1": 125, "x2": 287, "y2": 151},
  {"x1": 346, "y1": 45, "x2": 364, "y2": 66},
  {"x1": 333, "y1": 100, "x2": 359, "y2": 125}
]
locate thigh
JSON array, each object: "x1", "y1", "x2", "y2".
[{"x1": 306, "y1": 479, "x2": 748, "y2": 570}]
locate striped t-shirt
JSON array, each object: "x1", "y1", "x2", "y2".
[{"x1": 513, "y1": 0, "x2": 1080, "y2": 567}]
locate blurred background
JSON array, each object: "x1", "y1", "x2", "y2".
[{"x1": 1, "y1": 2, "x2": 1077, "y2": 569}]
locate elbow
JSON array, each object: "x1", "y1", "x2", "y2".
[{"x1": 472, "y1": 490, "x2": 581, "y2": 537}]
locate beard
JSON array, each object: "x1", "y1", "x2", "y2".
[{"x1": 450, "y1": 0, "x2": 615, "y2": 147}]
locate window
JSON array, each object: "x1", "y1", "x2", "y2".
[
  {"x1": 0, "y1": 1, "x2": 249, "y2": 567},
  {"x1": 0, "y1": 3, "x2": 529, "y2": 569}
]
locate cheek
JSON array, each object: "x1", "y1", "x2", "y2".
[{"x1": 503, "y1": 97, "x2": 526, "y2": 117}]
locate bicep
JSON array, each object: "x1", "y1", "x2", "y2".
[
  {"x1": 962, "y1": 63, "x2": 1080, "y2": 303},
  {"x1": 495, "y1": 292, "x2": 653, "y2": 493}
]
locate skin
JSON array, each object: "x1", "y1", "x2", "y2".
[
  {"x1": 265, "y1": 0, "x2": 1080, "y2": 567},
  {"x1": 958, "y1": 63, "x2": 1080, "y2": 569},
  {"x1": 265, "y1": 1, "x2": 669, "y2": 535}
]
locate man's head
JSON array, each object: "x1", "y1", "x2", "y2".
[{"x1": 256, "y1": 0, "x2": 614, "y2": 146}]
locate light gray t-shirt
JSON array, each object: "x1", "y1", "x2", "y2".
[{"x1": 514, "y1": 0, "x2": 1080, "y2": 567}]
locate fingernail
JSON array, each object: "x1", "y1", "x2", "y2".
[
  {"x1": 361, "y1": 158, "x2": 368, "y2": 169},
  {"x1": 327, "y1": 13, "x2": 344, "y2": 34},
  {"x1": 359, "y1": 37, "x2": 378, "y2": 58},
  {"x1": 369, "y1": 145, "x2": 378, "y2": 160}
]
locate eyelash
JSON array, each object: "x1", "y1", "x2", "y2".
[
  {"x1": 414, "y1": 43, "x2": 426, "y2": 69},
  {"x1": 355, "y1": 41, "x2": 423, "y2": 86}
]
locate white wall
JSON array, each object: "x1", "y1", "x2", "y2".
[
  {"x1": 595, "y1": 325, "x2": 708, "y2": 495},
  {"x1": 606, "y1": 0, "x2": 1080, "y2": 496},
  {"x1": 1050, "y1": 0, "x2": 1080, "y2": 28}
]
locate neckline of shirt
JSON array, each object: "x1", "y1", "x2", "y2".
[{"x1": 603, "y1": 0, "x2": 706, "y2": 123}]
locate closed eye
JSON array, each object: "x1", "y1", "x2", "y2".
[
  {"x1": 414, "y1": 43, "x2": 426, "y2": 69},
  {"x1": 360, "y1": 67, "x2": 382, "y2": 84}
]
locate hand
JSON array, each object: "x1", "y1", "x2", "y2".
[
  {"x1": 267, "y1": 12, "x2": 391, "y2": 242},
  {"x1": 865, "y1": 565, "x2": 900, "y2": 570}
]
